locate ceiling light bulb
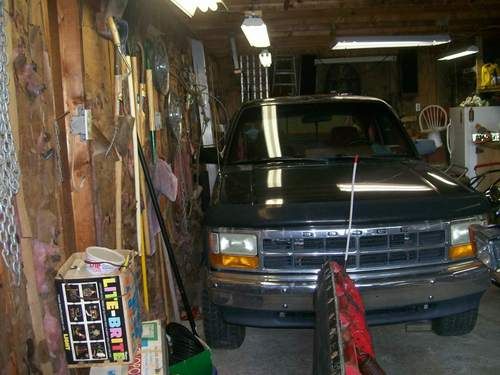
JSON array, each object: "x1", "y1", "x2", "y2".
[
  {"x1": 259, "y1": 50, "x2": 272, "y2": 67},
  {"x1": 241, "y1": 15, "x2": 271, "y2": 48},
  {"x1": 198, "y1": 0, "x2": 209, "y2": 12},
  {"x1": 208, "y1": 0, "x2": 218, "y2": 11}
]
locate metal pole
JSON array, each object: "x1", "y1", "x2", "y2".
[
  {"x1": 230, "y1": 36, "x2": 240, "y2": 72},
  {"x1": 265, "y1": 67, "x2": 269, "y2": 98},
  {"x1": 246, "y1": 56, "x2": 250, "y2": 101},
  {"x1": 252, "y1": 55, "x2": 256, "y2": 100},
  {"x1": 240, "y1": 55, "x2": 244, "y2": 102},
  {"x1": 259, "y1": 65, "x2": 263, "y2": 99}
]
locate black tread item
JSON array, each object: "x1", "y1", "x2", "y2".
[
  {"x1": 431, "y1": 308, "x2": 478, "y2": 336},
  {"x1": 166, "y1": 323, "x2": 204, "y2": 365},
  {"x1": 202, "y1": 290, "x2": 245, "y2": 349},
  {"x1": 313, "y1": 263, "x2": 343, "y2": 375}
]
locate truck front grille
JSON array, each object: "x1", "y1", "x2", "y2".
[{"x1": 261, "y1": 223, "x2": 448, "y2": 271}]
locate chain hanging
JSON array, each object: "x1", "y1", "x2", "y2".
[{"x1": 0, "y1": 1, "x2": 22, "y2": 285}]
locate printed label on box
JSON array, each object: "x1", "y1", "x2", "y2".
[{"x1": 56, "y1": 276, "x2": 130, "y2": 364}]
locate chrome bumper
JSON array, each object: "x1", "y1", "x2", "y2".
[{"x1": 206, "y1": 260, "x2": 490, "y2": 313}]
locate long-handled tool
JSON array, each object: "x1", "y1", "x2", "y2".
[
  {"x1": 113, "y1": 46, "x2": 123, "y2": 250},
  {"x1": 137, "y1": 140, "x2": 197, "y2": 336},
  {"x1": 106, "y1": 16, "x2": 149, "y2": 311}
]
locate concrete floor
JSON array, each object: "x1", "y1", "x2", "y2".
[{"x1": 211, "y1": 286, "x2": 500, "y2": 375}]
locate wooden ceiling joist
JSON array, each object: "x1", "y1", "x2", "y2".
[
  {"x1": 175, "y1": 0, "x2": 500, "y2": 57},
  {"x1": 223, "y1": 0, "x2": 500, "y2": 12}
]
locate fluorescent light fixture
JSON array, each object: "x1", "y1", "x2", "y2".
[
  {"x1": 337, "y1": 183, "x2": 432, "y2": 192},
  {"x1": 241, "y1": 15, "x2": 270, "y2": 48},
  {"x1": 170, "y1": 0, "x2": 197, "y2": 17},
  {"x1": 259, "y1": 50, "x2": 272, "y2": 67},
  {"x1": 262, "y1": 105, "x2": 282, "y2": 158},
  {"x1": 331, "y1": 34, "x2": 451, "y2": 50},
  {"x1": 438, "y1": 45, "x2": 478, "y2": 61}
]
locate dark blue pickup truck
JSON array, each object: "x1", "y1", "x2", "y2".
[{"x1": 201, "y1": 95, "x2": 491, "y2": 348}]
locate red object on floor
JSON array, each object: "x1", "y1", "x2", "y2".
[{"x1": 330, "y1": 262, "x2": 379, "y2": 374}]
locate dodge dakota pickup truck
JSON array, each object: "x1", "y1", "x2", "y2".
[{"x1": 201, "y1": 95, "x2": 491, "y2": 349}]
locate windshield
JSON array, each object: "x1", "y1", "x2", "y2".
[{"x1": 227, "y1": 101, "x2": 415, "y2": 164}]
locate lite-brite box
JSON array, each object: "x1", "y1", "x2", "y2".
[
  {"x1": 55, "y1": 250, "x2": 141, "y2": 367},
  {"x1": 90, "y1": 320, "x2": 169, "y2": 374}
]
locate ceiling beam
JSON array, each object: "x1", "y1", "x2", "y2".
[{"x1": 222, "y1": 0, "x2": 499, "y2": 12}]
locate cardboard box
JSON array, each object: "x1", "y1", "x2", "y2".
[
  {"x1": 90, "y1": 320, "x2": 169, "y2": 375},
  {"x1": 55, "y1": 250, "x2": 141, "y2": 367}
]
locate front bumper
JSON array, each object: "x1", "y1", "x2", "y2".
[{"x1": 206, "y1": 260, "x2": 490, "y2": 327}]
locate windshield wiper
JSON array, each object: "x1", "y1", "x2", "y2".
[{"x1": 231, "y1": 157, "x2": 328, "y2": 165}]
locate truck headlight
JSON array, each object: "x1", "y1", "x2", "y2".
[
  {"x1": 449, "y1": 217, "x2": 486, "y2": 260},
  {"x1": 208, "y1": 232, "x2": 259, "y2": 269}
]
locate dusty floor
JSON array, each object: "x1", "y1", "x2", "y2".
[{"x1": 211, "y1": 286, "x2": 500, "y2": 375}]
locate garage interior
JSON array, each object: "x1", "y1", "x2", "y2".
[{"x1": 0, "y1": 0, "x2": 500, "y2": 374}]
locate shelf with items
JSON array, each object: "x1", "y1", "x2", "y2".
[{"x1": 477, "y1": 86, "x2": 500, "y2": 94}]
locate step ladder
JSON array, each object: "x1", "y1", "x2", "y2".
[
  {"x1": 239, "y1": 55, "x2": 269, "y2": 103},
  {"x1": 272, "y1": 56, "x2": 298, "y2": 96}
]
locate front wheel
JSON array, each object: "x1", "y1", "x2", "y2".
[
  {"x1": 201, "y1": 290, "x2": 245, "y2": 349},
  {"x1": 431, "y1": 309, "x2": 478, "y2": 336}
]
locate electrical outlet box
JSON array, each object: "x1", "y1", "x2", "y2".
[
  {"x1": 415, "y1": 103, "x2": 421, "y2": 112},
  {"x1": 71, "y1": 106, "x2": 92, "y2": 141}
]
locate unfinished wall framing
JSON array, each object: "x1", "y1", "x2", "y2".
[{"x1": 0, "y1": 0, "x2": 225, "y2": 372}]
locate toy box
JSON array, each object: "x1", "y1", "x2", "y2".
[{"x1": 55, "y1": 250, "x2": 141, "y2": 367}]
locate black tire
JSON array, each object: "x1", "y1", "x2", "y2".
[
  {"x1": 431, "y1": 309, "x2": 478, "y2": 336},
  {"x1": 313, "y1": 263, "x2": 343, "y2": 375},
  {"x1": 201, "y1": 290, "x2": 245, "y2": 349}
]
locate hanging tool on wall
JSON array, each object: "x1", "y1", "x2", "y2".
[
  {"x1": 145, "y1": 41, "x2": 157, "y2": 163},
  {"x1": 112, "y1": 42, "x2": 123, "y2": 251},
  {"x1": 106, "y1": 16, "x2": 150, "y2": 311},
  {"x1": 131, "y1": 56, "x2": 152, "y2": 261}
]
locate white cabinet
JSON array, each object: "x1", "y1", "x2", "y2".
[{"x1": 449, "y1": 106, "x2": 500, "y2": 178}]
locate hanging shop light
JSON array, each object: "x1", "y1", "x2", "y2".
[
  {"x1": 438, "y1": 45, "x2": 479, "y2": 61},
  {"x1": 241, "y1": 14, "x2": 271, "y2": 48},
  {"x1": 331, "y1": 34, "x2": 451, "y2": 50},
  {"x1": 259, "y1": 50, "x2": 272, "y2": 67}
]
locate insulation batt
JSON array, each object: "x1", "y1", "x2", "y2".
[{"x1": 33, "y1": 240, "x2": 67, "y2": 374}]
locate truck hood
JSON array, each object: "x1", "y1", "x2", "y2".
[{"x1": 206, "y1": 159, "x2": 490, "y2": 227}]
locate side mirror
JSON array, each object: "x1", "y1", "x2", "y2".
[
  {"x1": 200, "y1": 146, "x2": 219, "y2": 164},
  {"x1": 414, "y1": 139, "x2": 437, "y2": 156}
]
